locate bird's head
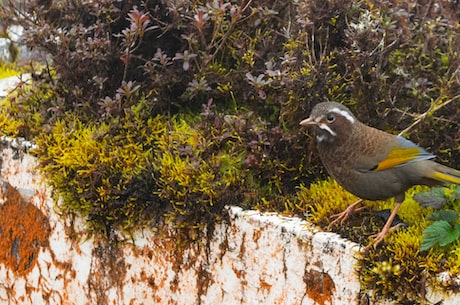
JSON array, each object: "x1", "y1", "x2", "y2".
[{"x1": 300, "y1": 102, "x2": 357, "y2": 144}]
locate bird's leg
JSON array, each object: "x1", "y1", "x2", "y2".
[
  {"x1": 365, "y1": 201, "x2": 402, "y2": 251},
  {"x1": 328, "y1": 199, "x2": 365, "y2": 229}
]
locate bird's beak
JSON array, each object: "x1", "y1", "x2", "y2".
[{"x1": 299, "y1": 117, "x2": 316, "y2": 126}]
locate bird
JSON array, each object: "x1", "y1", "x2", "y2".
[{"x1": 299, "y1": 101, "x2": 460, "y2": 250}]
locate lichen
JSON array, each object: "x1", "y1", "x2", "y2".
[
  {"x1": 304, "y1": 270, "x2": 335, "y2": 305},
  {"x1": 0, "y1": 182, "x2": 50, "y2": 276}
]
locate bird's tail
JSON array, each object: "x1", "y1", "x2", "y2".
[{"x1": 429, "y1": 164, "x2": 460, "y2": 185}]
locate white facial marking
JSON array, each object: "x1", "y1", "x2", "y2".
[
  {"x1": 330, "y1": 107, "x2": 355, "y2": 124},
  {"x1": 318, "y1": 123, "x2": 337, "y2": 136},
  {"x1": 316, "y1": 135, "x2": 327, "y2": 142}
]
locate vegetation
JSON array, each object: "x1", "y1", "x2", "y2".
[
  {"x1": 0, "y1": 62, "x2": 22, "y2": 79},
  {"x1": 1, "y1": 0, "x2": 460, "y2": 302},
  {"x1": 415, "y1": 186, "x2": 460, "y2": 250}
]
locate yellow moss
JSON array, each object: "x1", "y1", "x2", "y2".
[
  {"x1": 0, "y1": 111, "x2": 21, "y2": 137},
  {"x1": 152, "y1": 116, "x2": 245, "y2": 221},
  {"x1": 297, "y1": 178, "x2": 362, "y2": 224},
  {"x1": 0, "y1": 63, "x2": 22, "y2": 79},
  {"x1": 446, "y1": 241, "x2": 460, "y2": 273},
  {"x1": 385, "y1": 226, "x2": 424, "y2": 260},
  {"x1": 34, "y1": 113, "x2": 167, "y2": 233}
]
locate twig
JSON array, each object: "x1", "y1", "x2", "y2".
[{"x1": 398, "y1": 93, "x2": 460, "y2": 136}]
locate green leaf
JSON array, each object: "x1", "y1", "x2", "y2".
[
  {"x1": 413, "y1": 187, "x2": 448, "y2": 208},
  {"x1": 427, "y1": 210, "x2": 458, "y2": 224},
  {"x1": 455, "y1": 224, "x2": 460, "y2": 233},
  {"x1": 439, "y1": 226, "x2": 460, "y2": 247},
  {"x1": 421, "y1": 220, "x2": 460, "y2": 251}
]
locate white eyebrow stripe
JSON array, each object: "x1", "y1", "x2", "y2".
[
  {"x1": 330, "y1": 107, "x2": 355, "y2": 123},
  {"x1": 318, "y1": 123, "x2": 336, "y2": 136}
]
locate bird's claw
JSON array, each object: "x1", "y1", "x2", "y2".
[
  {"x1": 327, "y1": 199, "x2": 364, "y2": 229},
  {"x1": 364, "y1": 223, "x2": 406, "y2": 251}
]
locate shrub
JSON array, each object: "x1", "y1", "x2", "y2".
[{"x1": 1, "y1": 0, "x2": 314, "y2": 234}]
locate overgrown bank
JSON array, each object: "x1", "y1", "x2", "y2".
[{"x1": 1, "y1": 0, "x2": 460, "y2": 303}]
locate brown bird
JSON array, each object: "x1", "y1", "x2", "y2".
[{"x1": 300, "y1": 102, "x2": 460, "y2": 249}]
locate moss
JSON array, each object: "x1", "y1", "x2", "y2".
[
  {"x1": 32, "y1": 103, "x2": 259, "y2": 237},
  {"x1": 0, "y1": 111, "x2": 22, "y2": 137},
  {"x1": 296, "y1": 178, "x2": 384, "y2": 244},
  {"x1": 34, "y1": 110, "x2": 164, "y2": 235},
  {"x1": 0, "y1": 63, "x2": 31, "y2": 137},
  {"x1": 297, "y1": 178, "x2": 361, "y2": 224},
  {"x1": 0, "y1": 74, "x2": 56, "y2": 138},
  {"x1": 0, "y1": 63, "x2": 22, "y2": 79},
  {"x1": 152, "y1": 115, "x2": 246, "y2": 227}
]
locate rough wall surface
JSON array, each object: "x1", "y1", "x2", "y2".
[{"x1": 0, "y1": 142, "x2": 457, "y2": 305}]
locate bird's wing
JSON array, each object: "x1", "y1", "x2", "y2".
[{"x1": 357, "y1": 135, "x2": 435, "y2": 172}]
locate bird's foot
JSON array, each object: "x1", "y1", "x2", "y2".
[
  {"x1": 364, "y1": 222, "x2": 405, "y2": 251},
  {"x1": 327, "y1": 199, "x2": 364, "y2": 229},
  {"x1": 364, "y1": 230, "x2": 386, "y2": 252}
]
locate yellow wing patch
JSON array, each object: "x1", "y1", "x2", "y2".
[{"x1": 374, "y1": 147, "x2": 424, "y2": 171}]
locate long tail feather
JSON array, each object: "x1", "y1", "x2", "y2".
[{"x1": 430, "y1": 164, "x2": 460, "y2": 185}]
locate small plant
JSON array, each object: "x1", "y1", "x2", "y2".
[
  {"x1": 420, "y1": 210, "x2": 460, "y2": 251},
  {"x1": 414, "y1": 185, "x2": 460, "y2": 251}
]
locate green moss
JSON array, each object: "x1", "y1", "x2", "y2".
[
  {"x1": 152, "y1": 116, "x2": 246, "y2": 224},
  {"x1": 34, "y1": 113, "x2": 163, "y2": 234}
]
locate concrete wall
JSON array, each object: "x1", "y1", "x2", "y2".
[{"x1": 0, "y1": 139, "x2": 457, "y2": 305}]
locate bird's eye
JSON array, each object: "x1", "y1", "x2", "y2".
[{"x1": 326, "y1": 113, "x2": 335, "y2": 123}]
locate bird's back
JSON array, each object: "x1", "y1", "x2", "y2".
[{"x1": 317, "y1": 123, "x2": 436, "y2": 201}]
